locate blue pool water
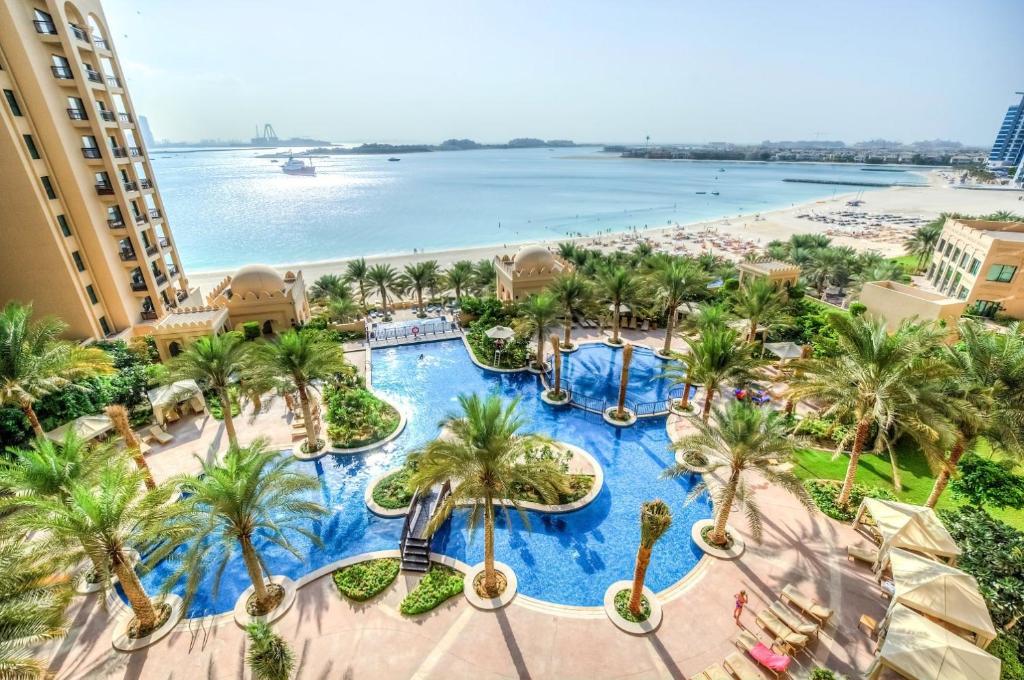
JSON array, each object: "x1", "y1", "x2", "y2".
[
  {"x1": 558, "y1": 343, "x2": 680, "y2": 406},
  {"x1": 138, "y1": 340, "x2": 709, "y2": 616}
]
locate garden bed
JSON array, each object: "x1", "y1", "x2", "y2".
[
  {"x1": 804, "y1": 479, "x2": 895, "y2": 522},
  {"x1": 333, "y1": 558, "x2": 400, "y2": 602},
  {"x1": 371, "y1": 469, "x2": 415, "y2": 510},
  {"x1": 325, "y1": 385, "x2": 401, "y2": 449},
  {"x1": 613, "y1": 588, "x2": 650, "y2": 623},
  {"x1": 399, "y1": 564, "x2": 464, "y2": 615}
]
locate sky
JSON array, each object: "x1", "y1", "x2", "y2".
[{"x1": 102, "y1": 0, "x2": 1023, "y2": 147}]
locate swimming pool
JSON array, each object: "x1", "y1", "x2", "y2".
[
  {"x1": 138, "y1": 340, "x2": 710, "y2": 617},
  {"x1": 557, "y1": 343, "x2": 684, "y2": 407}
]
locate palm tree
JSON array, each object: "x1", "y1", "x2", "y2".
[
  {"x1": 0, "y1": 303, "x2": 113, "y2": 437},
  {"x1": 106, "y1": 404, "x2": 155, "y2": 489},
  {"x1": 20, "y1": 462, "x2": 178, "y2": 632},
  {"x1": 850, "y1": 262, "x2": 905, "y2": 294},
  {"x1": 548, "y1": 272, "x2": 593, "y2": 349},
  {"x1": 904, "y1": 220, "x2": 944, "y2": 271},
  {"x1": 161, "y1": 440, "x2": 326, "y2": 612},
  {"x1": 366, "y1": 264, "x2": 398, "y2": 319},
  {"x1": 408, "y1": 394, "x2": 568, "y2": 595},
  {"x1": 789, "y1": 314, "x2": 957, "y2": 507},
  {"x1": 518, "y1": 293, "x2": 560, "y2": 370},
  {"x1": 678, "y1": 301, "x2": 731, "y2": 337},
  {"x1": 444, "y1": 261, "x2": 475, "y2": 303},
  {"x1": 0, "y1": 431, "x2": 111, "y2": 503},
  {"x1": 344, "y1": 258, "x2": 370, "y2": 308},
  {"x1": 595, "y1": 265, "x2": 642, "y2": 344},
  {"x1": 649, "y1": 261, "x2": 710, "y2": 356},
  {"x1": 310, "y1": 274, "x2": 348, "y2": 302},
  {"x1": 0, "y1": 540, "x2": 71, "y2": 679},
  {"x1": 168, "y1": 333, "x2": 251, "y2": 448},
  {"x1": 628, "y1": 500, "x2": 672, "y2": 616},
  {"x1": 615, "y1": 344, "x2": 634, "y2": 419},
  {"x1": 801, "y1": 248, "x2": 850, "y2": 296},
  {"x1": 731, "y1": 278, "x2": 788, "y2": 343},
  {"x1": 549, "y1": 335, "x2": 563, "y2": 399},
  {"x1": 674, "y1": 327, "x2": 764, "y2": 421},
  {"x1": 925, "y1": 321, "x2": 1024, "y2": 507},
  {"x1": 472, "y1": 259, "x2": 497, "y2": 296},
  {"x1": 403, "y1": 261, "x2": 440, "y2": 317},
  {"x1": 668, "y1": 402, "x2": 813, "y2": 546},
  {"x1": 246, "y1": 621, "x2": 296, "y2": 680},
  {"x1": 253, "y1": 329, "x2": 347, "y2": 452}
]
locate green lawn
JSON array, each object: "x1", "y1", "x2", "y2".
[{"x1": 792, "y1": 440, "x2": 1024, "y2": 530}]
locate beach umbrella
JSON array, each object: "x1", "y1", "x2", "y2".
[
  {"x1": 484, "y1": 325, "x2": 515, "y2": 341},
  {"x1": 607, "y1": 303, "x2": 631, "y2": 314},
  {"x1": 764, "y1": 342, "x2": 804, "y2": 362}
]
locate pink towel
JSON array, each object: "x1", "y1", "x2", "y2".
[{"x1": 750, "y1": 643, "x2": 791, "y2": 673}]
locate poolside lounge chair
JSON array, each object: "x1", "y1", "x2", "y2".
[
  {"x1": 147, "y1": 425, "x2": 173, "y2": 445},
  {"x1": 780, "y1": 584, "x2": 833, "y2": 625},
  {"x1": 731, "y1": 629, "x2": 791, "y2": 678},
  {"x1": 755, "y1": 608, "x2": 809, "y2": 652},
  {"x1": 847, "y1": 544, "x2": 879, "y2": 565},
  {"x1": 688, "y1": 662, "x2": 730, "y2": 680},
  {"x1": 769, "y1": 600, "x2": 818, "y2": 639}
]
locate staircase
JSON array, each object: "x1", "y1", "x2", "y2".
[{"x1": 399, "y1": 481, "x2": 452, "y2": 572}]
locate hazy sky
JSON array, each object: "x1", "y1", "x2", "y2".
[{"x1": 103, "y1": 0, "x2": 1022, "y2": 146}]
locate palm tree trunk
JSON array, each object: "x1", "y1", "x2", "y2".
[
  {"x1": 701, "y1": 380, "x2": 716, "y2": 422},
  {"x1": 926, "y1": 437, "x2": 965, "y2": 508},
  {"x1": 484, "y1": 493, "x2": 496, "y2": 594},
  {"x1": 563, "y1": 316, "x2": 573, "y2": 349},
  {"x1": 536, "y1": 329, "x2": 545, "y2": 370},
  {"x1": 662, "y1": 305, "x2": 677, "y2": 354},
  {"x1": 240, "y1": 537, "x2": 271, "y2": 607},
  {"x1": 20, "y1": 401, "x2": 43, "y2": 437},
  {"x1": 358, "y1": 282, "x2": 367, "y2": 309},
  {"x1": 680, "y1": 369, "x2": 692, "y2": 409},
  {"x1": 612, "y1": 308, "x2": 621, "y2": 343},
  {"x1": 617, "y1": 345, "x2": 632, "y2": 417},
  {"x1": 113, "y1": 550, "x2": 157, "y2": 629},
  {"x1": 297, "y1": 384, "x2": 318, "y2": 449},
  {"x1": 748, "y1": 318, "x2": 758, "y2": 343},
  {"x1": 107, "y1": 405, "x2": 155, "y2": 489},
  {"x1": 711, "y1": 474, "x2": 739, "y2": 545},
  {"x1": 455, "y1": 284, "x2": 462, "y2": 303},
  {"x1": 837, "y1": 418, "x2": 871, "y2": 508},
  {"x1": 416, "y1": 288, "x2": 424, "y2": 316},
  {"x1": 629, "y1": 546, "x2": 652, "y2": 616},
  {"x1": 550, "y1": 335, "x2": 561, "y2": 397},
  {"x1": 218, "y1": 387, "x2": 238, "y2": 448}
]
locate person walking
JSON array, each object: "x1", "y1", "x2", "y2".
[{"x1": 733, "y1": 590, "x2": 748, "y2": 625}]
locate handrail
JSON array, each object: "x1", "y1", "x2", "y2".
[{"x1": 399, "y1": 487, "x2": 421, "y2": 550}]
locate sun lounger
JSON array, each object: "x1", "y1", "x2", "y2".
[
  {"x1": 769, "y1": 600, "x2": 818, "y2": 639},
  {"x1": 148, "y1": 425, "x2": 173, "y2": 445},
  {"x1": 732, "y1": 630, "x2": 791, "y2": 678},
  {"x1": 755, "y1": 608, "x2": 809, "y2": 652},
  {"x1": 781, "y1": 584, "x2": 833, "y2": 624},
  {"x1": 688, "y1": 662, "x2": 730, "y2": 680},
  {"x1": 847, "y1": 544, "x2": 879, "y2": 565}
]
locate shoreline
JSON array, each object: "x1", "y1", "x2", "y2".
[{"x1": 185, "y1": 174, "x2": 1024, "y2": 294}]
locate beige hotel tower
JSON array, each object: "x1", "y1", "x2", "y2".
[{"x1": 0, "y1": 0, "x2": 189, "y2": 340}]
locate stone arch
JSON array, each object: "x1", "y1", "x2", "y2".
[
  {"x1": 84, "y1": 10, "x2": 112, "y2": 45},
  {"x1": 168, "y1": 341, "x2": 182, "y2": 357},
  {"x1": 262, "y1": 319, "x2": 274, "y2": 335}
]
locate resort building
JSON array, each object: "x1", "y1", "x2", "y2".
[
  {"x1": 737, "y1": 259, "x2": 801, "y2": 288},
  {"x1": 495, "y1": 245, "x2": 570, "y2": 302},
  {"x1": 0, "y1": 0, "x2": 189, "y2": 341},
  {"x1": 988, "y1": 91, "x2": 1024, "y2": 184},
  {"x1": 925, "y1": 218, "x2": 1024, "y2": 319},
  {"x1": 859, "y1": 281, "x2": 966, "y2": 337}
]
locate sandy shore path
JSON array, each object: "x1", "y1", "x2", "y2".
[{"x1": 185, "y1": 175, "x2": 1024, "y2": 295}]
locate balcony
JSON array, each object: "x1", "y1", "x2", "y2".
[
  {"x1": 176, "y1": 289, "x2": 189, "y2": 302},
  {"x1": 68, "y1": 23, "x2": 88, "y2": 42},
  {"x1": 128, "y1": 147, "x2": 142, "y2": 158},
  {"x1": 105, "y1": 75, "x2": 122, "y2": 88},
  {"x1": 154, "y1": 273, "x2": 167, "y2": 286},
  {"x1": 148, "y1": 208, "x2": 162, "y2": 219},
  {"x1": 110, "y1": 147, "x2": 128, "y2": 158},
  {"x1": 122, "y1": 180, "x2": 138, "y2": 192},
  {"x1": 94, "y1": 182, "x2": 115, "y2": 195},
  {"x1": 51, "y1": 65, "x2": 74, "y2": 80},
  {"x1": 83, "y1": 68, "x2": 102, "y2": 83},
  {"x1": 158, "y1": 236, "x2": 169, "y2": 248},
  {"x1": 98, "y1": 110, "x2": 116, "y2": 122},
  {"x1": 145, "y1": 244, "x2": 158, "y2": 256},
  {"x1": 67, "y1": 108, "x2": 88, "y2": 121},
  {"x1": 119, "y1": 250, "x2": 137, "y2": 262},
  {"x1": 107, "y1": 217, "x2": 125, "y2": 229},
  {"x1": 33, "y1": 20, "x2": 58, "y2": 35},
  {"x1": 139, "y1": 178, "x2": 153, "y2": 190},
  {"x1": 118, "y1": 112, "x2": 133, "y2": 124},
  {"x1": 140, "y1": 309, "x2": 158, "y2": 321},
  {"x1": 133, "y1": 213, "x2": 148, "y2": 225},
  {"x1": 168, "y1": 264, "x2": 180, "y2": 277},
  {"x1": 130, "y1": 280, "x2": 147, "y2": 292},
  {"x1": 93, "y1": 37, "x2": 109, "y2": 50},
  {"x1": 81, "y1": 147, "x2": 102, "y2": 159}
]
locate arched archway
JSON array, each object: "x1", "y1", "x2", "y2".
[
  {"x1": 168, "y1": 341, "x2": 182, "y2": 357},
  {"x1": 262, "y1": 320, "x2": 274, "y2": 335}
]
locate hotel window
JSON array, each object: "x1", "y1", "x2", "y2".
[
  {"x1": 99, "y1": 316, "x2": 111, "y2": 336},
  {"x1": 71, "y1": 251, "x2": 86, "y2": 272},
  {"x1": 959, "y1": 252, "x2": 969, "y2": 268},
  {"x1": 40, "y1": 176, "x2": 56, "y2": 199},
  {"x1": 3, "y1": 89, "x2": 22, "y2": 116},
  {"x1": 969, "y1": 258, "x2": 980, "y2": 275},
  {"x1": 951, "y1": 272, "x2": 962, "y2": 291},
  {"x1": 57, "y1": 214, "x2": 72, "y2": 237},
  {"x1": 926, "y1": 263, "x2": 935, "y2": 278},
  {"x1": 957, "y1": 286, "x2": 968, "y2": 300},
  {"x1": 986, "y1": 264, "x2": 1017, "y2": 283},
  {"x1": 937, "y1": 238, "x2": 946, "y2": 253},
  {"x1": 944, "y1": 242, "x2": 954, "y2": 257},
  {"x1": 86, "y1": 285, "x2": 98, "y2": 304},
  {"x1": 971, "y1": 300, "x2": 1001, "y2": 318},
  {"x1": 952, "y1": 247, "x2": 961, "y2": 263},
  {"x1": 23, "y1": 134, "x2": 40, "y2": 159}
]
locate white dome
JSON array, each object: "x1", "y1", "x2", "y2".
[
  {"x1": 513, "y1": 245, "x2": 556, "y2": 271},
  {"x1": 230, "y1": 264, "x2": 285, "y2": 297}
]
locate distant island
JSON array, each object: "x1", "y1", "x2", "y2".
[{"x1": 253, "y1": 138, "x2": 579, "y2": 158}]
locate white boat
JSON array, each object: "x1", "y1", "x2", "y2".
[{"x1": 281, "y1": 156, "x2": 315, "y2": 176}]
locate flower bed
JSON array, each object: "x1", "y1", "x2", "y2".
[
  {"x1": 613, "y1": 588, "x2": 650, "y2": 623},
  {"x1": 324, "y1": 385, "x2": 401, "y2": 449},
  {"x1": 399, "y1": 564, "x2": 464, "y2": 615},
  {"x1": 805, "y1": 479, "x2": 895, "y2": 522},
  {"x1": 372, "y1": 468, "x2": 415, "y2": 509},
  {"x1": 333, "y1": 558, "x2": 400, "y2": 602},
  {"x1": 206, "y1": 389, "x2": 240, "y2": 421}
]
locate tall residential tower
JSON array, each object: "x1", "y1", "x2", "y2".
[
  {"x1": 0, "y1": 0, "x2": 189, "y2": 340},
  {"x1": 988, "y1": 91, "x2": 1024, "y2": 184}
]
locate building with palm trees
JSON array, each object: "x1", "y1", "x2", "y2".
[
  {"x1": 494, "y1": 245, "x2": 571, "y2": 302},
  {"x1": 736, "y1": 259, "x2": 800, "y2": 288},
  {"x1": 859, "y1": 281, "x2": 966, "y2": 336}
]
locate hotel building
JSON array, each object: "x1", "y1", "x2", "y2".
[
  {"x1": 925, "y1": 218, "x2": 1024, "y2": 319},
  {"x1": 988, "y1": 91, "x2": 1024, "y2": 184},
  {"x1": 0, "y1": 0, "x2": 188, "y2": 340}
]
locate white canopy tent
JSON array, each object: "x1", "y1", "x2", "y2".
[
  {"x1": 853, "y1": 498, "x2": 961, "y2": 566},
  {"x1": 764, "y1": 341, "x2": 805, "y2": 362},
  {"x1": 44, "y1": 414, "x2": 113, "y2": 443},
  {"x1": 147, "y1": 379, "x2": 206, "y2": 425},
  {"x1": 883, "y1": 548, "x2": 997, "y2": 648},
  {"x1": 867, "y1": 603, "x2": 1001, "y2": 680}
]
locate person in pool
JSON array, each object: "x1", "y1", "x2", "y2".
[{"x1": 734, "y1": 590, "x2": 748, "y2": 625}]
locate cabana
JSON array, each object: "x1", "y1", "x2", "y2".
[
  {"x1": 853, "y1": 498, "x2": 961, "y2": 566},
  {"x1": 763, "y1": 342, "x2": 805, "y2": 363},
  {"x1": 883, "y1": 548, "x2": 996, "y2": 648},
  {"x1": 44, "y1": 414, "x2": 113, "y2": 443},
  {"x1": 147, "y1": 379, "x2": 206, "y2": 425},
  {"x1": 867, "y1": 603, "x2": 1001, "y2": 680}
]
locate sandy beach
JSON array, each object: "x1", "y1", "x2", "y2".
[{"x1": 186, "y1": 173, "x2": 1024, "y2": 295}]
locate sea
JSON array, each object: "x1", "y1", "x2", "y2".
[{"x1": 148, "y1": 146, "x2": 926, "y2": 272}]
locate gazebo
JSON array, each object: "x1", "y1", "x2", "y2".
[
  {"x1": 867, "y1": 603, "x2": 1001, "y2": 680},
  {"x1": 853, "y1": 498, "x2": 961, "y2": 566},
  {"x1": 883, "y1": 548, "x2": 996, "y2": 648},
  {"x1": 147, "y1": 379, "x2": 206, "y2": 425},
  {"x1": 44, "y1": 414, "x2": 113, "y2": 443}
]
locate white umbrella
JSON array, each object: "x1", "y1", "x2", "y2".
[
  {"x1": 607, "y1": 303, "x2": 631, "y2": 314},
  {"x1": 484, "y1": 325, "x2": 515, "y2": 341},
  {"x1": 44, "y1": 414, "x2": 113, "y2": 443},
  {"x1": 764, "y1": 342, "x2": 805, "y2": 361}
]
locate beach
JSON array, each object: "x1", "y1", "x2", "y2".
[{"x1": 186, "y1": 174, "x2": 1024, "y2": 295}]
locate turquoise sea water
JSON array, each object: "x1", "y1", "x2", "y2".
[{"x1": 150, "y1": 146, "x2": 909, "y2": 272}]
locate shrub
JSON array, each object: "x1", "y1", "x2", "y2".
[
  {"x1": 794, "y1": 416, "x2": 852, "y2": 447},
  {"x1": 372, "y1": 468, "x2": 415, "y2": 509},
  {"x1": 333, "y1": 558, "x2": 400, "y2": 601},
  {"x1": 241, "y1": 321, "x2": 262, "y2": 341},
  {"x1": 848, "y1": 301, "x2": 866, "y2": 317},
  {"x1": 245, "y1": 621, "x2": 295, "y2": 680},
  {"x1": 207, "y1": 387, "x2": 240, "y2": 420},
  {"x1": 399, "y1": 564, "x2": 464, "y2": 615},
  {"x1": 809, "y1": 669, "x2": 846, "y2": 680},
  {"x1": 804, "y1": 479, "x2": 895, "y2": 522},
  {"x1": 988, "y1": 636, "x2": 1024, "y2": 680},
  {"x1": 324, "y1": 384, "x2": 400, "y2": 448},
  {"x1": 950, "y1": 455, "x2": 1024, "y2": 510},
  {"x1": 613, "y1": 588, "x2": 650, "y2": 623}
]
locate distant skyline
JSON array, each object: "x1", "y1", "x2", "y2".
[{"x1": 104, "y1": 0, "x2": 1022, "y2": 146}]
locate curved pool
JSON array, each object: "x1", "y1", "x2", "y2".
[
  {"x1": 557, "y1": 343, "x2": 681, "y2": 406},
  {"x1": 138, "y1": 340, "x2": 710, "y2": 617}
]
